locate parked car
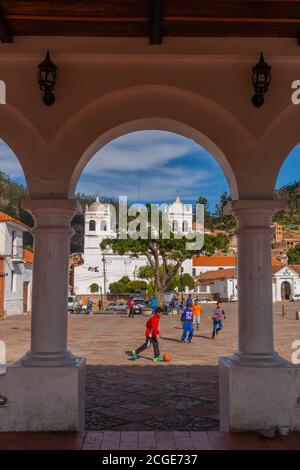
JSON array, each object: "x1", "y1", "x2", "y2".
[
  {"x1": 132, "y1": 299, "x2": 147, "y2": 314},
  {"x1": 133, "y1": 299, "x2": 147, "y2": 308},
  {"x1": 68, "y1": 295, "x2": 77, "y2": 312},
  {"x1": 290, "y1": 294, "x2": 300, "y2": 302},
  {"x1": 107, "y1": 302, "x2": 127, "y2": 313},
  {"x1": 230, "y1": 294, "x2": 238, "y2": 302},
  {"x1": 198, "y1": 297, "x2": 215, "y2": 304}
]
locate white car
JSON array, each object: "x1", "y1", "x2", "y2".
[
  {"x1": 230, "y1": 294, "x2": 238, "y2": 302},
  {"x1": 290, "y1": 294, "x2": 300, "y2": 302},
  {"x1": 68, "y1": 295, "x2": 77, "y2": 312},
  {"x1": 197, "y1": 297, "x2": 215, "y2": 303}
]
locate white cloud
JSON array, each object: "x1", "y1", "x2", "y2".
[
  {"x1": 82, "y1": 130, "x2": 204, "y2": 174},
  {"x1": 76, "y1": 130, "x2": 229, "y2": 204}
]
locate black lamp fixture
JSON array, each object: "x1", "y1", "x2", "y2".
[
  {"x1": 37, "y1": 50, "x2": 57, "y2": 106},
  {"x1": 252, "y1": 52, "x2": 271, "y2": 107}
]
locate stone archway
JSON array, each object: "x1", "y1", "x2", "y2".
[{"x1": 281, "y1": 281, "x2": 291, "y2": 301}]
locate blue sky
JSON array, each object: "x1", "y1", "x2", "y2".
[{"x1": 0, "y1": 131, "x2": 299, "y2": 211}]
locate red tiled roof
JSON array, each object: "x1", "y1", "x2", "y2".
[
  {"x1": 198, "y1": 268, "x2": 237, "y2": 282},
  {"x1": 290, "y1": 265, "x2": 300, "y2": 274},
  {"x1": 193, "y1": 256, "x2": 236, "y2": 267},
  {"x1": 199, "y1": 264, "x2": 300, "y2": 282},
  {"x1": 193, "y1": 255, "x2": 283, "y2": 267},
  {"x1": 23, "y1": 249, "x2": 33, "y2": 264},
  {"x1": 0, "y1": 211, "x2": 29, "y2": 230}
]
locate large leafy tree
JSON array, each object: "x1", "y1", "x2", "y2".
[
  {"x1": 101, "y1": 220, "x2": 223, "y2": 304},
  {"x1": 109, "y1": 275, "x2": 147, "y2": 294},
  {"x1": 287, "y1": 243, "x2": 300, "y2": 264}
]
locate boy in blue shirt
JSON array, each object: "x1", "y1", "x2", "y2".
[{"x1": 181, "y1": 306, "x2": 194, "y2": 343}]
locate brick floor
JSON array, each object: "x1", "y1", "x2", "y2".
[
  {"x1": 0, "y1": 431, "x2": 299, "y2": 450},
  {"x1": 1, "y1": 302, "x2": 300, "y2": 433}
]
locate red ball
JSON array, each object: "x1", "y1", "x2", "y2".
[{"x1": 163, "y1": 353, "x2": 171, "y2": 362}]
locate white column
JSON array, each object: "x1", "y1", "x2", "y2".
[
  {"x1": 226, "y1": 200, "x2": 286, "y2": 367},
  {"x1": 21, "y1": 199, "x2": 82, "y2": 367}
]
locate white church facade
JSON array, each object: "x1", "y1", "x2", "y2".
[{"x1": 73, "y1": 195, "x2": 193, "y2": 295}]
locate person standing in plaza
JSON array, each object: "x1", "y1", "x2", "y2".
[
  {"x1": 185, "y1": 293, "x2": 193, "y2": 309},
  {"x1": 212, "y1": 301, "x2": 226, "y2": 339},
  {"x1": 132, "y1": 307, "x2": 164, "y2": 362},
  {"x1": 86, "y1": 297, "x2": 94, "y2": 314},
  {"x1": 150, "y1": 294, "x2": 158, "y2": 315},
  {"x1": 127, "y1": 297, "x2": 135, "y2": 318},
  {"x1": 192, "y1": 299, "x2": 202, "y2": 330},
  {"x1": 181, "y1": 304, "x2": 194, "y2": 343}
]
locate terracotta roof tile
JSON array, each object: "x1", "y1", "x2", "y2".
[
  {"x1": 193, "y1": 255, "x2": 283, "y2": 267},
  {"x1": 198, "y1": 263, "x2": 300, "y2": 282},
  {"x1": 287, "y1": 264, "x2": 300, "y2": 275},
  {"x1": 198, "y1": 268, "x2": 237, "y2": 282},
  {"x1": 193, "y1": 256, "x2": 236, "y2": 267},
  {"x1": 0, "y1": 211, "x2": 29, "y2": 230},
  {"x1": 23, "y1": 249, "x2": 33, "y2": 264}
]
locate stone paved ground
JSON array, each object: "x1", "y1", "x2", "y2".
[{"x1": 1, "y1": 302, "x2": 300, "y2": 431}]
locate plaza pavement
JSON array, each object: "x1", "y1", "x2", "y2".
[{"x1": 1, "y1": 302, "x2": 300, "y2": 434}]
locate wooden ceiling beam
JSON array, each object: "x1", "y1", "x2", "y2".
[
  {"x1": 0, "y1": 16, "x2": 12, "y2": 43},
  {"x1": 149, "y1": 0, "x2": 164, "y2": 45}
]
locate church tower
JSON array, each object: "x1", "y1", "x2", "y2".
[
  {"x1": 84, "y1": 197, "x2": 115, "y2": 268},
  {"x1": 166, "y1": 194, "x2": 193, "y2": 233}
]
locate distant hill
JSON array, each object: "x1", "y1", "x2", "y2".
[
  {"x1": 274, "y1": 181, "x2": 300, "y2": 227},
  {"x1": 0, "y1": 171, "x2": 298, "y2": 253}
]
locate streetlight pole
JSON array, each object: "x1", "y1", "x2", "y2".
[
  {"x1": 102, "y1": 253, "x2": 107, "y2": 309},
  {"x1": 180, "y1": 266, "x2": 184, "y2": 309}
]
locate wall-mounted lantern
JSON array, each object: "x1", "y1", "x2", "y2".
[
  {"x1": 37, "y1": 50, "x2": 57, "y2": 106},
  {"x1": 252, "y1": 52, "x2": 271, "y2": 107}
]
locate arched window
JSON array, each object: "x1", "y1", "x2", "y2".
[
  {"x1": 172, "y1": 220, "x2": 178, "y2": 232},
  {"x1": 100, "y1": 220, "x2": 107, "y2": 231},
  {"x1": 182, "y1": 221, "x2": 188, "y2": 232},
  {"x1": 89, "y1": 220, "x2": 96, "y2": 231}
]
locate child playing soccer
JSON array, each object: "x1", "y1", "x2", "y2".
[
  {"x1": 181, "y1": 305, "x2": 194, "y2": 343},
  {"x1": 132, "y1": 307, "x2": 164, "y2": 362},
  {"x1": 212, "y1": 301, "x2": 226, "y2": 339},
  {"x1": 192, "y1": 299, "x2": 202, "y2": 330}
]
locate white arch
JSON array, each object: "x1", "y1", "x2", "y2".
[{"x1": 51, "y1": 85, "x2": 258, "y2": 199}]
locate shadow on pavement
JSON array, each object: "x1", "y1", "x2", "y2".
[{"x1": 86, "y1": 364, "x2": 219, "y2": 432}]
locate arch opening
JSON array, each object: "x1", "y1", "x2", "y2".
[
  {"x1": 69, "y1": 118, "x2": 238, "y2": 200},
  {"x1": 0, "y1": 138, "x2": 33, "y2": 318}
]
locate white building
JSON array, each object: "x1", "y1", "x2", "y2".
[
  {"x1": 190, "y1": 255, "x2": 236, "y2": 277},
  {"x1": 272, "y1": 264, "x2": 300, "y2": 301},
  {"x1": 196, "y1": 263, "x2": 300, "y2": 302},
  {"x1": 73, "y1": 195, "x2": 193, "y2": 294},
  {"x1": 0, "y1": 211, "x2": 33, "y2": 316}
]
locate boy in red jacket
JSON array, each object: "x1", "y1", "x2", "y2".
[{"x1": 132, "y1": 307, "x2": 164, "y2": 362}]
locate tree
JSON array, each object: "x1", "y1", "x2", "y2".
[
  {"x1": 109, "y1": 280, "x2": 127, "y2": 294},
  {"x1": 90, "y1": 283, "x2": 100, "y2": 293},
  {"x1": 101, "y1": 213, "x2": 219, "y2": 304},
  {"x1": 180, "y1": 273, "x2": 195, "y2": 291},
  {"x1": 127, "y1": 280, "x2": 148, "y2": 292},
  {"x1": 138, "y1": 265, "x2": 156, "y2": 297},
  {"x1": 108, "y1": 276, "x2": 147, "y2": 294},
  {"x1": 274, "y1": 181, "x2": 300, "y2": 226},
  {"x1": 196, "y1": 195, "x2": 213, "y2": 228},
  {"x1": 168, "y1": 272, "x2": 195, "y2": 291},
  {"x1": 214, "y1": 191, "x2": 235, "y2": 230},
  {"x1": 287, "y1": 243, "x2": 300, "y2": 264}
]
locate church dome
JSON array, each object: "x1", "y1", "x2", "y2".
[
  {"x1": 88, "y1": 197, "x2": 104, "y2": 212},
  {"x1": 169, "y1": 195, "x2": 185, "y2": 213}
]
